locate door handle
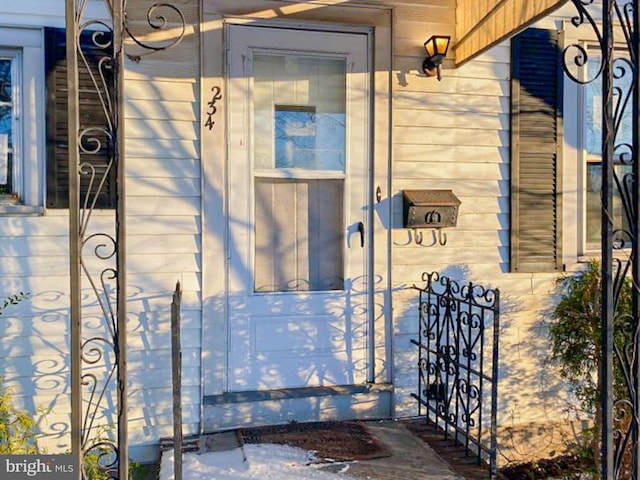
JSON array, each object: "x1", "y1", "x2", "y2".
[{"x1": 357, "y1": 222, "x2": 365, "y2": 247}]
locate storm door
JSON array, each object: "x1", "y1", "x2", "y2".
[{"x1": 227, "y1": 25, "x2": 370, "y2": 391}]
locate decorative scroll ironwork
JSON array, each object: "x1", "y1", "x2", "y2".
[
  {"x1": 66, "y1": 1, "x2": 185, "y2": 479},
  {"x1": 411, "y1": 272, "x2": 500, "y2": 479},
  {"x1": 123, "y1": 1, "x2": 186, "y2": 62},
  {"x1": 562, "y1": 1, "x2": 640, "y2": 478}
]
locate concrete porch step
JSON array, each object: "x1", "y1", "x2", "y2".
[{"x1": 202, "y1": 383, "x2": 393, "y2": 432}]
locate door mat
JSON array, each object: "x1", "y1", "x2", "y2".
[{"x1": 237, "y1": 421, "x2": 392, "y2": 462}]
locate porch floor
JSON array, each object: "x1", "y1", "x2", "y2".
[{"x1": 159, "y1": 419, "x2": 490, "y2": 480}]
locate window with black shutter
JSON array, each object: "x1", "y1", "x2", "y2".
[
  {"x1": 45, "y1": 27, "x2": 116, "y2": 209},
  {"x1": 510, "y1": 28, "x2": 563, "y2": 272}
]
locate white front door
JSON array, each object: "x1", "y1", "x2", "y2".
[{"x1": 227, "y1": 25, "x2": 370, "y2": 392}]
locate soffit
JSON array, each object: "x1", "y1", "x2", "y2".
[{"x1": 455, "y1": 0, "x2": 569, "y2": 65}]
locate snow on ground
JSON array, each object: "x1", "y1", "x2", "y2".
[{"x1": 159, "y1": 443, "x2": 354, "y2": 480}]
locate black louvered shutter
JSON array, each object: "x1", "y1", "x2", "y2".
[
  {"x1": 510, "y1": 28, "x2": 563, "y2": 272},
  {"x1": 45, "y1": 27, "x2": 116, "y2": 209}
]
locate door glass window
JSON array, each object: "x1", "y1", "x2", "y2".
[
  {"x1": 253, "y1": 54, "x2": 346, "y2": 172},
  {"x1": 254, "y1": 178, "x2": 344, "y2": 292},
  {"x1": 252, "y1": 53, "x2": 347, "y2": 292}
]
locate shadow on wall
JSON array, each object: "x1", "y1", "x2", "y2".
[
  {"x1": 202, "y1": 269, "x2": 391, "y2": 432},
  {"x1": 0, "y1": 281, "x2": 203, "y2": 455},
  {"x1": 396, "y1": 264, "x2": 584, "y2": 464},
  {"x1": 1, "y1": 272, "x2": 391, "y2": 454},
  {"x1": 496, "y1": 273, "x2": 593, "y2": 465},
  {"x1": 0, "y1": 2, "x2": 205, "y2": 457}
]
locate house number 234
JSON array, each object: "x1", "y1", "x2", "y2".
[{"x1": 205, "y1": 86, "x2": 222, "y2": 130}]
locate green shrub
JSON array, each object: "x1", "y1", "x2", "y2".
[
  {"x1": 549, "y1": 259, "x2": 633, "y2": 414},
  {"x1": 83, "y1": 447, "x2": 142, "y2": 480},
  {"x1": 83, "y1": 448, "x2": 112, "y2": 480},
  {"x1": 0, "y1": 385, "x2": 39, "y2": 454},
  {"x1": 548, "y1": 259, "x2": 635, "y2": 475}
]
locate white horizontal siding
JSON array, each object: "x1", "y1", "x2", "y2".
[
  {"x1": 395, "y1": 91, "x2": 509, "y2": 113},
  {"x1": 396, "y1": 110, "x2": 509, "y2": 130},
  {"x1": 118, "y1": 0, "x2": 202, "y2": 454},
  {"x1": 394, "y1": 126, "x2": 508, "y2": 146},
  {"x1": 0, "y1": 0, "x2": 108, "y2": 28},
  {"x1": 127, "y1": 138, "x2": 199, "y2": 159},
  {"x1": 0, "y1": 254, "x2": 198, "y2": 277},
  {"x1": 128, "y1": 158, "x2": 200, "y2": 178},
  {"x1": 126, "y1": 99, "x2": 197, "y2": 121},
  {"x1": 395, "y1": 144, "x2": 508, "y2": 163},
  {"x1": 126, "y1": 80, "x2": 197, "y2": 102},
  {"x1": 390, "y1": 0, "x2": 507, "y2": 425},
  {"x1": 0, "y1": 0, "x2": 202, "y2": 461},
  {"x1": 394, "y1": 162, "x2": 509, "y2": 180},
  {"x1": 388, "y1": 1, "x2": 583, "y2": 464},
  {"x1": 0, "y1": 0, "x2": 594, "y2": 467}
]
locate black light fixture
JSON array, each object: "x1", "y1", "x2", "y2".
[{"x1": 422, "y1": 35, "x2": 451, "y2": 81}]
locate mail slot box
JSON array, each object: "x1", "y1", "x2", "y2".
[{"x1": 402, "y1": 190, "x2": 461, "y2": 228}]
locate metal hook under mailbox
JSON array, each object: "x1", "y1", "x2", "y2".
[
  {"x1": 412, "y1": 228, "x2": 447, "y2": 246},
  {"x1": 413, "y1": 229, "x2": 423, "y2": 245}
]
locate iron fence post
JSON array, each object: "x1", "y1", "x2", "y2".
[
  {"x1": 65, "y1": 1, "x2": 82, "y2": 478},
  {"x1": 64, "y1": 2, "x2": 183, "y2": 478},
  {"x1": 634, "y1": 1, "x2": 640, "y2": 478},
  {"x1": 490, "y1": 290, "x2": 499, "y2": 480},
  {"x1": 172, "y1": 283, "x2": 183, "y2": 480},
  {"x1": 601, "y1": 1, "x2": 615, "y2": 478},
  {"x1": 114, "y1": 1, "x2": 128, "y2": 478}
]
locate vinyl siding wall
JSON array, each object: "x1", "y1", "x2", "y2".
[
  {"x1": 0, "y1": 0, "x2": 595, "y2": 465},
  {"x1": 391, "y1": 0, "x2": 593, "y2": 463},
  {"x1": 0, "y1": 0, "x2": 201, "y2": 462}
]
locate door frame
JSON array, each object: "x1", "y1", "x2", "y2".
[
  {"x1": 201, "y1": 6, "x2": 392, "y2": 400},
  {"x1": 226, "y1": 24, "x2": 371, "y2": 392}
]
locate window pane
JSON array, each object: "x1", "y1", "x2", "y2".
[
  {"x1": 586, "y1": 163, "x2": 631, "y2": 249},
  {"x1": 0, "y1": 58, "x2": 10, "y2": 102},
  {"x1": 254, "y1": 178, "x2": 344, "y2": 292},
  {"x1": 0, "y1": 58, "x2": 12, "y2": 194},
  {"x1": 585, "y1": 55, "x2": 633, "y2": 155},
  {"x1": 253, "y1": 54, "x2": 346, "y2": 171}
]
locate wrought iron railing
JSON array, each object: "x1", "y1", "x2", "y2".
[
  {"x1": 411, "y1": 272, "x2": 500, "y2": 478},
  {"x1": 562, "y1": 1, "x2": 640, "y2": 478},
  {"x1": 65, "y1": 2, "x2": 185, "y2": 478}
]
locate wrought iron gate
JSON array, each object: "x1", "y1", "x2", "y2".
[{"x1": 411, "y1": 272, "x2": 499, "y2": 478}]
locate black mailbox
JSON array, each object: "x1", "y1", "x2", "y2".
[{"x1": 402, "y1": 190, "x2": 461, "y2": 228}]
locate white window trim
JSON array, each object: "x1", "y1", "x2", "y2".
[
  {"x1": 0, "y1": 26, "x2": 44, "y2": 215},
  {"x1": 562, "y1": 49, "x2": 581, "y2": 266},
  {"x1": 578, "y1": 41, "x2": 594, "y2": 257}
]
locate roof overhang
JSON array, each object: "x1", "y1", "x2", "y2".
[{"x1": 455, "y1": 0, "x2": 570, "y2": 65}]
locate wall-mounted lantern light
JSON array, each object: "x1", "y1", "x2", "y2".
[{"x1": 422, "y1": 35, "x2": 451, "y2": 81}]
